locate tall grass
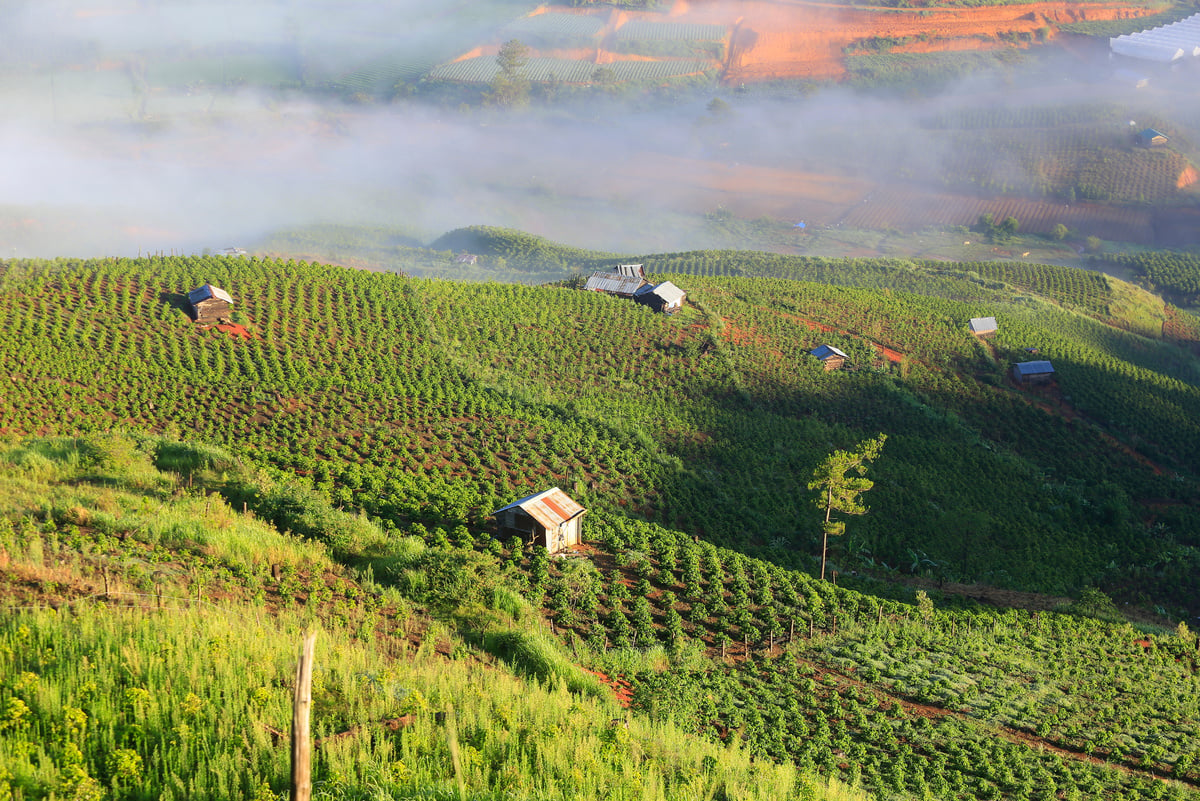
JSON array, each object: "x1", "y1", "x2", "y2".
[{"x1": 0, "y1": 604, "x2": 829, "y2": 801}]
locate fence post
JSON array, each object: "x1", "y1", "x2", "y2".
[{"x1": 291, "y1": 631, "x2": 317, "y2": 801}]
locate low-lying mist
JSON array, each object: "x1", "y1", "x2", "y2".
[{"x1": 0, "y1": 0, "x2": 1190, "y2": 261}]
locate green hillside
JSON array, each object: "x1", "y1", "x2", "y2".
[
  {"x1": 1, "y1": 253, "x2": 1198, "y2": 614},
  {"x1": 3, "y1": 245, "x2": 1200, "y2": 801},
  {"x1": 0, "y1": 435, "x2": 826, "y2": 801}
]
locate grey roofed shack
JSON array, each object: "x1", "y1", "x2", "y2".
[
  {"x1": 492, "y1": 487, "x2": 587, "y2": 554},
  {"x1": 584, "y1": 271, "x2": 648, "y2": 297},
  {"x1": 635, "y1": 280, "x2": 686, "y2": 313},
  {"x1": 1013, "y1": 360, "x2": 1055, "y2": 382},
  {"x1": 187, "y1": 283, "x2": 234, "y2": 324},
  {"x1": 811, "y1": 344, "x2": 848, "y2": 370},
  {"x1": 969, "y1": 316, "x2": 998, "y2": 336}
]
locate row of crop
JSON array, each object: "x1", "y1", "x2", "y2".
[
  {"x1": 534, "y1": 515, "x2": 1200, "y2": 798},
  {"x1": 1, "y1": 256, "x2": 1197, "y2": 604},
  {"x1": 1100, "y1": 251, "x2": 1200, "y2": 305}
]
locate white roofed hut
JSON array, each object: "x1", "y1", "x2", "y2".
[
  {"x1": 969, "y1": 316, "x2": 998, "y2": 337},
  {"x1": 493, "y1": 487, "x2": 587, "y2": 554},
  {"x1": 187, "y1": 283, "x2": 234, "y2": 324},
  {"x1": 635, "y1": 281, "x2": 686, "y2": 314}
]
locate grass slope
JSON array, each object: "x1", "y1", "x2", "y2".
[{"x1": 0, "y1": 434, "x2": 843, "y2": 801}]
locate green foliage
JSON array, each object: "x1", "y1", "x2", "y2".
[
  {"x1": 809, "y1": 435, "x2": 887, "y2": 580},
  {"x1": 2, "y1": 252, "x2": 1200, "y2": 615}
]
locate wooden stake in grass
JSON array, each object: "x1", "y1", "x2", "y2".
[
  {"x1": 291, "y1": 631, "x2": 317, "y2": 801},
  {"x1": 445, "y1": 702, "x2": 466, "y2": 801}
]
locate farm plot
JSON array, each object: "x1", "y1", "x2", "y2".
[
  {"x1": 501, "y1": 13, "x2": 606, "y2": 47},
  {"x1": 334, "y1": 53, "x2": 443, "y2": 93},
  {"x1": 427, "y1": 56, "x2": 711, "y2": 84},
  {"x1": 615, "y1": 21, "x2": 728, "y2": 42},
  {"x1": 839, "y1": 187, "x2": 1156, "y2": 243},
  {"x1": 613, "y1": 20, "x2": 729, "y2": 59}
]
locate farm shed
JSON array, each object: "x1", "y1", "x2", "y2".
[
  {"x1": 1136, "y1": 128, "x2": 1169, "y2": 148},
  {"x1": 492, "y1": 488, "x2": 586, "y2": 554},
  {"x1": 187, "y1": 283, "x2": 234, "y2": 324},
  {"x1": 615, "y1": 263, "x2": 645, "y2": 279},
  {"x1": 969, "y1": 316, "x2": 998, "y2": 337},
  {"x1": 584, "y1": 271, "x2": 648, "y2": 297},
  {"x1": 1013, "y1": 360, "x2": 1055, "y2": 384},
  {"x1": 810, "y1": 344, "x2": 848, "y2": 371},
  {"x1": 456, "y1": 253, "x2": 478, "y2": 264},
  {"x1": 635, "y1": 281, "x2": 686, "y2": 314}
]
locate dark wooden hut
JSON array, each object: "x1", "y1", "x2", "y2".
[
  {"x1": 187, "y1": 284, "x2": 234, "y2": 324},
  {"x1": 1013, "y1": 360, "x2": 1055, "y2": 384}
]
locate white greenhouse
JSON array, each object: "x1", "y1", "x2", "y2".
[{"x1": 1110, "y1": 13, "x2": 1200, "y2": 63}]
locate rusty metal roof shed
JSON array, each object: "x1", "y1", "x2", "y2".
[{"x1": 492, "y1": 487, "x2": 586, "y2": 532}]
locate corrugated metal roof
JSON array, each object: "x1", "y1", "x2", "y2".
[
  {"x1": 811, "y1": 345, "x2": 847, "y2": 360},
  {"x1": 492, "y1": 487, "x2": 586, "y2": 531},
  {"x1": 969, "y1": 316, "x2": 997, "y2": 334},
  {"x1": 1014, "y1": 360, "x2": 1054, "y2": 376},
  {"x1": 187, "y1": 284, "x2": 234, "y2": 305},
  {"x1": 615, "y1": 263, "x2": 644, "y2": 278},
  {"x1": 584, "y1": 272, "x2": 646, "y2": 295}
]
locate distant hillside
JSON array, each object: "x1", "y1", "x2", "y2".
[{"x1": 0, "y1": 252, "x2": 1198, "y2": 619}]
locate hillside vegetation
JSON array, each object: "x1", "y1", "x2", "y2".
[
  {"x1": 0, "y1": 434, "x2": 827, "y2": 801},
  {"x1": 1, "y1": 252, "x2": 1199, "y2": 613},
  {"x1": 3, "y1": 246, "x2": 1200, "y2": 800}
]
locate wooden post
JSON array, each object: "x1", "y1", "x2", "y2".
[
  {"x1": 102, "y1": 568, "x2": 109, "y2": 598},
  {"x1": 291, "y1": 631, "x2": 317, "y2": 801}
]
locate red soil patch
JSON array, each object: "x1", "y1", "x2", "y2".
[
  {"x1": 215, "y1": 323, "x2": 252, "y2": 340},
  {"x1": 1177, "y1": 165, "x2": 1199, "y2": 190},
  {"x1": 584, "y1": 668, "x2": 634, "y2": 708},
  {"x1": 545, "y1": 0, "x2": 1155, "y2": 84},
  {"x1": 718, "y1": 0, "x2": 1155, "y2": 83}
]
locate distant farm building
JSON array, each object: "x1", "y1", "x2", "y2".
[
  {"x1": 1013, "y1": 360, "x2": 1055, "y2": 384},
  {"x1": 492, "y1": 487, "x2": 586, "y2": 554},
  {"x1": 1135, "y1": 128, "x2": 1169, "y2": 148},
  {"x1": 615, "y1": 263, "x2": 645, "y2": 279},
  {"x1": 969, "y1": 316, "x2": 998, "y2": 337},
  {"x1": 220, "y1": 247, "x2": 248, "y2": 257},
  {"x1": 1110, "y1": 14, "x2": 1200, "y2": 63},
  {"x1": 187, "y1": 284, "x2": 234, "y2": 324},
  {"x1": 811, "y1": 344, "x2": 848, "y2": 371},
  {"x1": 456, "y1": 253, "x2": 478, "y2": 265},
  {"x1": 635, "y1": 281, "x2": 686, "y2": 314}
]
